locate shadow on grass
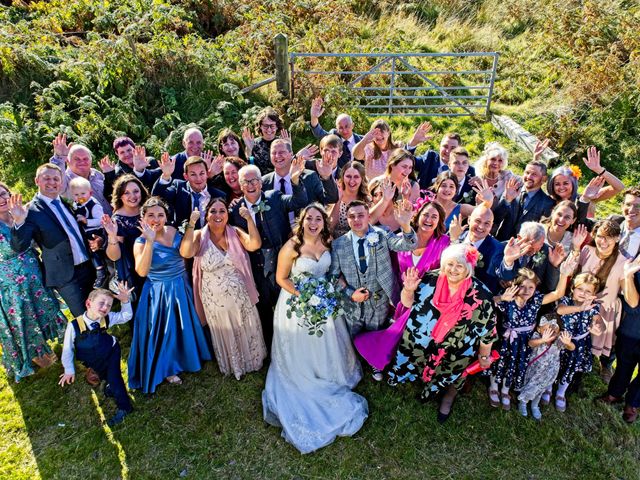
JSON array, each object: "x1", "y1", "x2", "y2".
[{"x1": 1, "y1": 341, "x2": 639, "y2": 480}]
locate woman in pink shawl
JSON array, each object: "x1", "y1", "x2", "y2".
[{"x1": 180, "y1": 197, "x2": 266, "y2": 379}]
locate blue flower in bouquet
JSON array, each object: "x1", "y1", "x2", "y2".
[{"x1": 286, "y1": 274, "x2": 352, "y2": 337}]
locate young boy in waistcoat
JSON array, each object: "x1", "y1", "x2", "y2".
[
  {"x1": 59, "y1": 283, "x2": 134, "y2": 427},
  {"x1": 69, "y1": 177, "x2": 107, "y2": 288}
]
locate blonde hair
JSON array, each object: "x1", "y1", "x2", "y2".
[
  {"x1": 572, "y1": 272, "x2": 600, "y2": 293},
  {"x1": 69, "y1": 177, "x2": 91, "y2": 191}
]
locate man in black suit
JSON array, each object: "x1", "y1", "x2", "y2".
[
  {"x1": 405, "y1": 125, "x2": 476, "y2": 190},
  {"x1": 229, "y1": 161, "x2": 308, "y2": 349},
  {"x1": 103, "y1": 136, "x2": 161, "y2": 198},
  {"x1": 152, "y1": 155, "x2": 226, "y2": 229},
  {"x1": 262, "y1": 138, "x2": 338, "y2": 228},
  {"x1": 309, "y1": 97, "x2": 362, "y2": 171},
  {"x1": 493, "y1": 160, "x2": 555, "y2": 241},
  {"x1": 497, "y1": 221, "x2": 564, "y2": 293},
  {"x1": 10, "y1": 163, "x2": 95, "y2": 316},
  {"x1": 451, "y1": 205, "x2": 504, "y2": 292},
  {"x1": 449, "y1": 147, "x2": 477, "y2": 204}
]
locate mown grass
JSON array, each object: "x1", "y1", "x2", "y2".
[{"x1": 1, "y1": 331, "x2": 638, "y2": 480}]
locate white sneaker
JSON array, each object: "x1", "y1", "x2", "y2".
[
  {"x1": 372, "y1": 369, "x2": 383, "y2": 382},
  {"x1": 531, "y1": 405, "x2": 542, "y2": 420}
]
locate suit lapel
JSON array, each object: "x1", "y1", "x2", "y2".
[{"x1": 34, "y1": 196, "x2": 68, "y2": 233}]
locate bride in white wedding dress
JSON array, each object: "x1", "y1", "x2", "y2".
[{"x1": 262, "y1": 204, "x2": 368, "y2": 454}]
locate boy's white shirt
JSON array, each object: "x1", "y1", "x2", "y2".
[{"x1": 61, "y1": 302, "x2": 133, "y2": 375}]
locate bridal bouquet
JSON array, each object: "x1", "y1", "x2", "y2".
[{"x1": 286, "y1": 274, "x2": 351, "y2": 337}]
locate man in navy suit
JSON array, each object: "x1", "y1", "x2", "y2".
[
  {"x1": 10, "y1": 163, "x2": 95, "y2": 316},
  {"x1": 497, "y1": 222, "x2": 564, "y2": 293},
  {"x1": 405, "y1": 125, "x2": 476, "y2": 190},
  {"x1": 170, "y1": 126, "x2": 205, "y2": 180},
  {"x1": 309, "y1": 97, "x2": 362, "y2": 171},
  {"x1": 493, "y1": 160, "x2": 555, "y2": 241},
  {"x1": 451, "y1": 205, "x2": 504, "y2": 292},
  {"x1": 449, "y1": 147, "x2": 477, "y2": 204},
  {"x1": 152, "y1": 155, "x2": 226, "y2": 229},
  {"x1": 229, "y1": 161, "x2": 308, "y2": 350},
  {"x1": 103, "y1": 136, "x2": 161, "y2": 198},
  {"x1": 262, "y1": 138, "x2": 338, "y2": 227}
]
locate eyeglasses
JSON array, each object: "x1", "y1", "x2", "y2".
[
  {"x1": 0, "y1": 191, "x2": 10, "y2": 199},
  {"x1": 261, "y1": 123, "x2": 278, "y2": 131},
  {"x1": 240, "y1": 178, "x2": 261, "y2": 186}
]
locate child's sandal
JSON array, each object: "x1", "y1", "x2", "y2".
[
  {"x1": 501, "y1": 393, "x2": 511, "y2": 411},
  {"x1": 541, "y1": 390, "x2": 552, "y2": 406},
  {"x1": 555, "y1": 395, "x2": 567, "y2": 412},
  {"x1": 488, "y1": 389, "x2": 500, "y2": 408}
]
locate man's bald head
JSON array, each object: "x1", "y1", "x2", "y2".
[{"x1": 468, "y1": 204, "x2": 494, "y2": 242}]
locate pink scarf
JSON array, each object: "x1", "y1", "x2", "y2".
[
  {"x1": 396, "y1": 234, "x2": 450, "y2": 277},
  {"x1": 192, "y1": 225, "x2": 259, "y2": 326},
  {"x1": 430, "y1": 274, "x2": 472, "y2": 343}
]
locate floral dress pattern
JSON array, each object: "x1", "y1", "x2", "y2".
[
  {"x1": 387, "y1": 272, "x2": 497, "y2": 401},
  {"x1": 200, "y1": 239, "x2": 266, "y2": 379},
  {"x1": 0, "y1": 222, "x2": 66, "y2": 381},
  {"x1": 251, "y1": 137, "x2": 274, "y2": 175},
  {"x1": 517, "y1": 330, "x2": 565, "y2": 403},
  {"x1": 492, "y1": 292, "x2": 543, "y2": 391},
  {"x1": 558, "y1": 296, "x2": 599, "y2": 385}
]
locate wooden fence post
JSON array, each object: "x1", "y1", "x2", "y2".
[{"x1": 274, "y1": 33, "x2": 291, "y2": 99}]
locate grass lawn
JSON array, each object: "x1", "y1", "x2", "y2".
[{"x1": 0, "y1": 327, "x2": 638, "y2": 480}]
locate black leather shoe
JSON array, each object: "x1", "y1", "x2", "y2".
[
  {"x1": 107, "y1": 408, "x2": 131, "y2": 427},
  {"x1": 93, "y1": 268, "x2": 108, "y2": 289},
  {"x1": 437, "y1": 410, "x2": 451, "y2": 424}
]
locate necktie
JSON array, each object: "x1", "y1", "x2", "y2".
[
  {"x1": 50, "y1": 199, "x2": 88, "y2": 258},
  {"x1": 279, "y1": 178, "x2": 287, "y2": 194},
  {"x1": 90, "y1": 321, "x2": 100, "y2": 330},
  {"x1": 438, "y1": 164, "x2": 449, "y2": 174},
  {"x1": 192, "y1": 191, "x2": 202, "y2": 210},
  {"x1": 519, "y1": 191, "x2": 528, "y2": 211},
  {"x1": 343, "y1": 140, "x2": 351, "y2": 159},
  {"x1": 358, "y1": 238, "x2": 367, "y2": 273},
  {"x1": 620, "y1": 230, "x2": 631, "y2": 258}
]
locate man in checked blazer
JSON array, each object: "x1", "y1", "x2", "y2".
[
  {"x1": 330, "y1": 200, "x2": 417, "y2": 338},
  {"x1": 493, "y1": 160, "x2": 555, "y2": 241}
]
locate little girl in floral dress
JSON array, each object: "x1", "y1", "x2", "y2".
[{"x1": 554, "y1": 272, "x2": 604, "y2": 411}]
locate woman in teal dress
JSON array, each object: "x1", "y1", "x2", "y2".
[
  {"x1": 0, "y1": 182, "x2": 66, "y2": 382},
  {"x1": 127, "y1": 197, "x2": 211, "y2": 394}
]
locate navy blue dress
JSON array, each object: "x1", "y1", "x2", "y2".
[
  {"x1": 558, "y1": 296, "x2": 599, "y2": 385},
  {"x1": 492, "y1": 292, "x2": 543, "y2": 390},
  {"x1": 128, "y1": 233, "x2": 211, "y2": 393}
]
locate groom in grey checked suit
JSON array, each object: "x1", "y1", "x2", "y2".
[{"x1": 330, "y1": 200, "x2": 417, "y2": 336}]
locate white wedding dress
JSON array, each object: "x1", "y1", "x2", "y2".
[{"x1": 262, "y1": 251, "x2": 368, "y2": 454}]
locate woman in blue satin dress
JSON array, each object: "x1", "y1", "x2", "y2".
[{"x1": 128, "y1": 197, "x2": 211, "y2": 393}]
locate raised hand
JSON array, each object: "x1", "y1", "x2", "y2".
[
  {"x1": 533, "y1": 138, "x2": 550, "y2": 161},
  {"x1": 52, "y1": 133, "x2": 70, "y2": 158},
  {"x1": 208, "y1": 154, "x2": 225, "y2": 177},
  {"x1": 550, "y1": 244, "x2": 568, "y2": 268},
  {"x1": 159, "y1": 151, "x2": 175, "y2": 180},
  {"x1": 132, "y1": 146, "x2": 149, "y2": 171},
  {"x1": 581, "y1": 175, "x2": 605, "y2": 201},
  {"x1": 296, "y1": 144, "x2": 319, "y2": 161},
  {"x1": 280, "y1": 129, "x2": 290, "y2": 141},
  {"x1": 408, "y1": 121, "x2": 433, "y2": 147},
  {"x1": 188, "y1": 208, "x2": 200, "y2": 226},
  {"x1": 310, "y1": 96, "x2": 325, "y2": 120},
  {"x1": 201, "y1": 149, "x2": 214, "y2": 170},
  {"x1": 541, "y1": 326, "x2": 555, "y2": 343},
  {"x1": 503, "y1": 237, "x2": 528, "y2": 264},
  {"x1": 239, "y1": 205, "x2": 251, "y2": 220},
  {"x1": 571, "y1": 224, "x2": 588, "y2": 251},
  {"x1": 316, "y1": 153, "x2": 336, "y2": 180},
  {"x1": 8, "y1": 194, "x2": 27, "y2": 225},
  {"x1": 448, "y1": 214, "x2": 467, "y2": 242},
  {"x1": 400, "y1": 179, "x2": 412, "y2": 201},
  {"x1": 394, "y1": 199, "x2": 414, "y2": 229},
  {"x1": 98, "y1": 155, "x2": 115, "y2": 173},
  {"x1": 138, "y1": 219, "x2": 156, "y2": 241},
  {"x1": 558, "y1": 330, "x2": 572, "y2": 346},
  {"x1": 381, "y1": 177, "x2": 396, "y2": 202},
  {"x1": 583, "y1": 146, "x2": 603, "y2": 174},
  {"x1": 113, "y1": 281, "x2": 134, "y2": 303},
  {"x1": 241, "y1": 127, "x2": 255, "y2": 153},
  {"x1": 500, "y1": 284, "x2": 520, "y2": 302},
  {"x1": 623, "y1": 256, "x2": 640, "y2": 278},
  {"x1": 472, "y1": 178, "x2": 494, "y2": 206},
  {"x1": 289, "y1": 154, "x2": 305, "y2": 184},
  {"x1": 504, "y1": 176, "x2": 522, "y2": 203},
  {"x1": 101, "y1": 214, "x2": 118, "y2": 238},
  {"x1": 402, "y1": 266, "x2": 421, "y2": 292}
]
